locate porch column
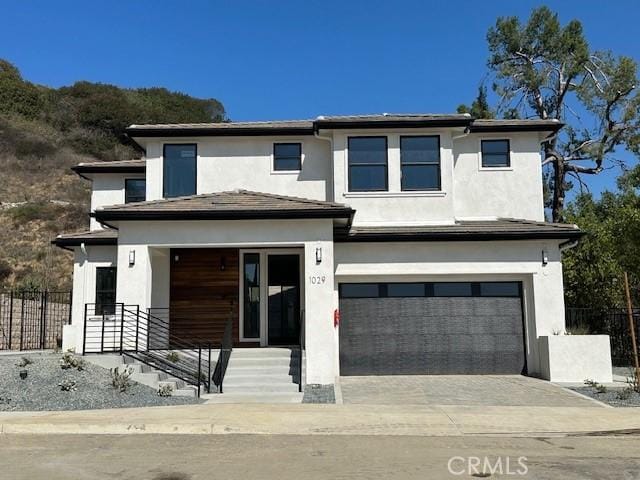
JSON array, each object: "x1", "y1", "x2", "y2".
[
  {"x1": 303, "y1": 239, "x2": 338, "y2": 385},
  {"x1": 116, "y1": 244, "x2": 152, "y2": 310}
]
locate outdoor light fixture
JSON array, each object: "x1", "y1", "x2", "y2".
[
  {"x1": 129, "y1": 250, "x2": 136, "y2": 267},
  {"x1": 316, "y1": 247, "x2": 322, "y2": 264},
  {"x1": 541, "y1": 249, "x2": 548, "y2": 266},
  {"x1": 19, "y1": 369, "x2": 27, "y2": 380},
  {"x1": 220, "y1": 256, "x2": 226, "y2": 271}
]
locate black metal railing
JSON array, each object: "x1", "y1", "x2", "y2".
[
  {"x1": 566, "y1": 307, "x2": 640, "y2": 366},
  {"x1": 298, "y1": 309, "x2": 305, "y2": 393},
  {"x1": 0, "y1": 290, "x2": 72, "y2": 351},
  {"x1": 212, "y1": 316, "x2": 233, "y2": 393},
  {"x1": 83, "y1": 304, "x2": 212, "y2": 396}
]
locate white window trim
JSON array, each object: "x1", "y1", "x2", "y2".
[
  {"x1": 478, "y1": 137, "x2": 513, "y2": 171},
  {"x1": 270, "y1": 140, "x2": 305, "y2": 175},
  {"x1": 238, "y1": 248, "x2": 304, "y2": 346}
]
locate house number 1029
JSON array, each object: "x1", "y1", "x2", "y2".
[{"x1": 309, "y1": 275, "x2": 326, "y2": 285}]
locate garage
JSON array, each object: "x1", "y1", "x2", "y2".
[{"x1": 338, "y1": 281, "x2": 526, "y2": 375}]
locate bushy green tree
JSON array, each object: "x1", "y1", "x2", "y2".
[
  {"x1": 464, "y1": 6, "x2": 640, "y2": 222},
  {"x1": 564, "y1": 165, "x2": 640, "y2": 308},
  {"x1": 0, "y1": 60, "x2": 44, "y2": 119},
  {"x1": 457, "y1": 85, "x2": 495, "y2": 118}
]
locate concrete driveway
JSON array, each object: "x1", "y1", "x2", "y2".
[{"x1": 338, "y1": 375, "x2": 601, "y2": 407}]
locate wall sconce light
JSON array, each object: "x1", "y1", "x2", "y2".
[
  {"x1": 541, "y1": 249, "x2": 548, "y2": 266},
  {"x1": 129, "y1": 250, "x2": 136, "y2": 267},
  {"x1": 220, "y1": 256, "x2": 226, "y2": 271},
  {"x1": 316, "y1": 247, "x2": 322, "y2": 264},
  {"x1": 174, "y1": 255, "x2": 179, "y2": 263}
]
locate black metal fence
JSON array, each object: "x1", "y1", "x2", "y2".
[
  {"x1": 0, "y1": 290, "x2": 72, "y2": 351},
  {"x1": 566, "y1": 307, "x2": 640, "y2": 366}
]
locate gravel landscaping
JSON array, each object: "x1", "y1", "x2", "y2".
[
  {"x1": 0, "y1": 353, "x2": 202, "y2": 411},
  {"x1": 571, "y1": 384, "x2": 640, "y2": 408},
  {"x1": 303, "y1": 384, "x2": 335, "y2": 403}
]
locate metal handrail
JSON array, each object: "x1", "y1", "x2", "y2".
[
  {"x1": 298, "y1": 309, "x2": 304, "y2": 393},
  {"x1": 212, "y1": 316, "x2": 234, "y2": 393},
  {"x1": 83, "y1": 303, "x2": 212, "y2": 396}
]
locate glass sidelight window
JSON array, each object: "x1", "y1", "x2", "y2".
[{"x1": 243, "y1": 253, "x2": 261, "y2": 339}]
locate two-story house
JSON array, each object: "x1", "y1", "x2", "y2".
[{"x1": 54, "y1": 113, "x2": 612, "y2": 397}]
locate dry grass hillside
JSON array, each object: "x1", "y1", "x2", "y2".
[{"x1": 0, "y1": 59, "x2": 225, "y2": 290}]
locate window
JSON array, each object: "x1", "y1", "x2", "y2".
[
  {"x1": 400, "y1": 136, "x2": 441, "y2": 190},
  {"x1": 163, "y1": 144, "x2": 196, "y2": 198},
  {"x1": 339, "y1": 284, "x2": 380, "y2": 298},
  {"x1": 339, "y1": 282, "x2": 521, "y2": 299},
  {"x1": 348, "y1": 137, "x2": 388, "y2": 191},
  {"x1": 243, "y1": 253, "x2": 260, "y2": 339},
  {"x1": 95, "y1": 267, "x2": 117, "y2": 315},
  {"x1": 125, "y1": 179, "x2": 146, "y2": 203},
  {"x1": 481, "y1": 139, "x2": 510, "y2": 168},
  {"x1": 273, "y1": 143, "x2": 302, "y2": 171}
]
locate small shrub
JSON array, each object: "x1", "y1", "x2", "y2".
[
  {"x1": 16, "y1": 356, "x2": 33, "y2": 368},
  {"x1": 584, "y1": 378, "x2": 607, "y2": 394},
  {"x1": 110, "y1": 366, "x2": 133, "y2": 393},
  {"x1": 157, "y1": 384, "x2": 174, "y2": 397},
  {"x1": 627, "y1": 368, "x2": 640, "y2": 393},
  {"x1": 617, "y1": 387, "x2": 634, "y2": 400},
  {"x1": 566, "y1": 325, "x2": 590, "y2": 335},
  {"x1": 166, "y1": 351, "x2": 180, "y2": 363},
  {"x1": 58, "y1": 379, "x2": 77, "y2": 392},
  {"x1": 60, "y1": 350, "x2": 85, "y2": 371}
]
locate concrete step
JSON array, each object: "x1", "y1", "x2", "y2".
[
  {"x1": 222, "y1": 383, "x2": 301, "y2": 393},
  {"x1": 223, "y1": 373, "x2": 296, "y2": 384},
  {"x1": 202, "y1": 391, "x2": 303, "y2": 404},
  {"x1": 231, "y1": 348, "x2": 297, "y2": 359},
  {"x1": 228, "y1": 357, "x2": 299, "y2": 368}
]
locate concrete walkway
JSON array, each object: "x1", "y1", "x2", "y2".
[
  {"x1": 339, "y1": 375, "x2": 599, "y2": 406},
  {"x1": 1, "y1": 403, "x2": 639, "y2": 437}
]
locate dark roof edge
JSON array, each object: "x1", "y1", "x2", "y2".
[
  {"x1": 469, "y1": 123, "x2": 564, "y2": 133},
  {"x1": 51, "y1": 236, "x2": 118, "y2": 248},
  {"x1": 95, "y1": 208, "x2": 354, "y2": 222},
  {"x1": 126, "y1": 126, "x2": 315, "y2": 137},
  {"x1": 314, "y1": 118, "x2": 472, "y2": 130},
  {"x1": 71, "y1": 165, "x2": 145, "y2": 175},
  {"x1": 334, "y1": 229, "x2": 584, "y2": 242}
]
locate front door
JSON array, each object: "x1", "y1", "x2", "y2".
[{"x1": 267, "y1": 254, "x2": 301, "y2": 345}]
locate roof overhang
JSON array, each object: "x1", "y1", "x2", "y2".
[{"x1": 94, "y1": 209, "x2": 353, "y2": 222}]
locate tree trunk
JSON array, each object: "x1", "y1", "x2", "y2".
[
  {"x1": 547, "y1": 143, "x2": 566, "y2": 223},
  {"x1": 551, "y1": 158, "x2": 565, "y2": 223}
]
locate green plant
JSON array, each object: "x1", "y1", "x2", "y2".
[
  {"x1": 16, "y1": 356, "x2": 32, "y2": 367},
  {"x1": 617, "y1": 387, "x2": 633, "y2": 400},
  {"x1": 627, "y1": 368, "x2": 640, "y2": 393},
  {"x1": 59, "y1": 350, "x2": 85, "y2": 371},
  {"x1": 566, "y1": 325, "x2": 590, "y2": 335},
  {"x1": 165, "y1": 351, "x2": 180, "y2": 363},
  {"x1": 584, "y1": 378, "x2": 608, "y2": 394},
  {"x1": 157, "y1": 384, "x2": 174, "y2": 397},
  {"x1": 110, "y1": 366, "x2": 133, "y2": 393},
  {"x1": 58, "y1": 379, "x2": 77, "y2": 392}
]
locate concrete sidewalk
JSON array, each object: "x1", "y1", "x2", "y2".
[{"x1": 1, "y1": 403, "x2": 639, "y2": 437}]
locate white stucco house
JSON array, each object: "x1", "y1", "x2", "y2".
[{"x1": 54, "y1": 113, "x2": 613, "y2": 396}]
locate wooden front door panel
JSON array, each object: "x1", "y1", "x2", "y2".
[{"x1": 170, "y1": 248, "x2": 239, "y2": 345}]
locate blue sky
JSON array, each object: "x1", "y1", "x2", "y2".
[{"x1": 1, "y1": 0, "x2": 638, "y2": 197}]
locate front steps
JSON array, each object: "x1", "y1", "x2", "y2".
[
  {"x1": 204, "y1": 347, "x2": 304, "y2": 404},
  {"x1": 84, "y1": 354, "x2": 199, "y2": 397}
]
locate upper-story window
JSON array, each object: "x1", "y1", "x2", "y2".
[
  {"x1": 400, "y1": 136, "x2": 440, "y2": 191},
  {"x1": 348, "y1": 136, "x2": 388, "y2": 191},
  {"x1": 273, "y1": 143, "x2": 302, "y2": 171},
  {"x1": 125, "y1": 179, "x2": 146, "y2": 203},
  {"x1": 481, "y1": 139, "x2": 510, "y2": 168},
  {"x1": 163, "y1": 144, "x2": 197, "y2": 198}
]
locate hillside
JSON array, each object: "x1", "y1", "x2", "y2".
[{"x1": 0, "y1": 59, "x2": 225, "y2": 290}]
